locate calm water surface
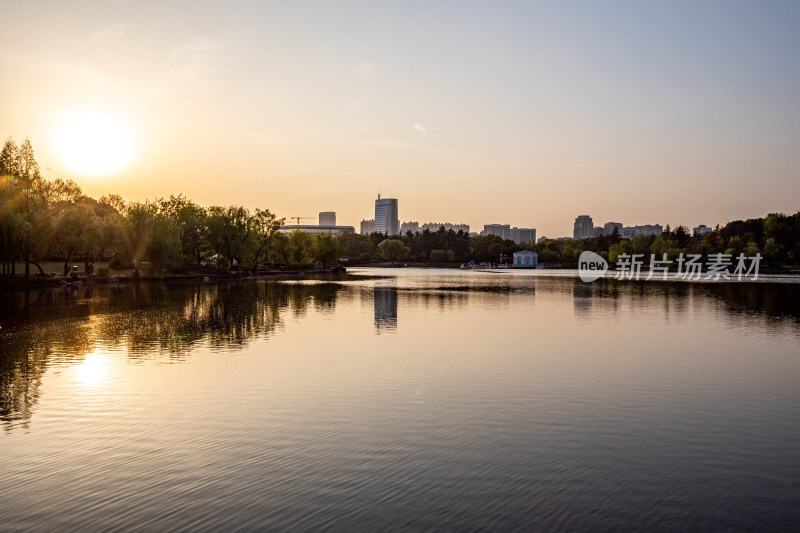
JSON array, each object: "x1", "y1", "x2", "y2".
[{"x1": 1, "y1": 269, "x2": 799, "y2": 531}]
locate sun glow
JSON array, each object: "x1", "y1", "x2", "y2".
[
  {"x1": 73, "y1": 352, "x2": 112, "y2": 388},
  {"x1": 54, "y1": 110, "x2": 135, "y2": 177}
]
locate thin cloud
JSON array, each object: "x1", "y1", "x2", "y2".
[
  {"x1": 90, "y1": 23, "x2": 126, "y2": 43},
  {"x1": 0, "y1": 49, "x2": 108, "y2": 87},
  {"x1": 413, "y1": 123, "x2": 428, "y2": 134},
  {"x1": 147, "y1": 38, "x2": 225, "y2": 99}
]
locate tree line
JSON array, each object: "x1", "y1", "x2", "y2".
[
  {"x1": 0, "y1": 137, "x2": 344, "y2": 278},
  {"x1": 2, "y1": 136, "x2": 797, "y2": 278},
  {"x1": 534, "y1": 216, "x2": 800, "y2": 268},
  {"x1": 348, "y1": 215, "x2": 800, "y2": 269}
]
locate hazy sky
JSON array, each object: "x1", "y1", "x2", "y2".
[{"x1": 2, "y1": 1, "x2": 799, "y2": 237}]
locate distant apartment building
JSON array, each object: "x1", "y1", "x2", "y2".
[
  {"x1": 400, "y1": 221, "x2": 420, "y2": 234},
  {"x1": 360, "y1": 219, "x2": 375, "y2": 235},
  {"x1": 573, "y1": 215, "x2": 594, "y2": 239},
  {"x1": 510, "y1": 227, "x2": 537, "y2": 244},
  {"x1": 318, "y1": 211, "x2": 336, "y2": 226},
  {"x1": 621, "y1": 224, "x2": 663, "y2": 238},
  {"x1": 603, "y1": 222, "x2": 622, "y2": 236},
  {"x1": 482, "y1": 224, "x2": 535, "y2": 244},
  {"x1": 374, "y1": 195, "x2": 399, "y2": 235},
  {"x1": 421, "y1": 222, "x2": 470, "y2": 233},
  {"x1": 693, "y1": 224, "x2": 713, "y2": 237},
  {"x1": 482, "y1": 224, "x2": 511, "y2": 239},
  {"x1": 537, "y1": 236, "x2": 548, "y2": 243}
]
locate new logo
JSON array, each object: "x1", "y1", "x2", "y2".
[{"x1": 578, "y1": 251, "x2": 608, "y2": 282}]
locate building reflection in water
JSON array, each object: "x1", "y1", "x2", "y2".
[
  {"x1": 1, "y1": 278, "x2": 799, "y2": 431},
  {"x1": 373, "y1": 287, "x2": 398, "y2": 333}
]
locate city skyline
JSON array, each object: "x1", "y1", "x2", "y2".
[{"x1": 2, "y1": 2, "x2": 799, "y2": 238}]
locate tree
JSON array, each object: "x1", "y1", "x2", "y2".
[
  {"x1": 312, "y1": 234, "x2": 344, "y2": 269},
  {"x1": 378, "y1": 238, "x2": 410, "y2": 264},
  {"x1": 42, "y1": 178, "x2": 82, "y2": 205},
  {"x1": 207, "y1": 205, "x2": 257, "y2": 269},
  {"x1": 0, "y1": 138, "x2": 20, "y2": 178},
  {"x1": 269, "y1": 232, "x2": 289, "y2": 266},
  {"x1": 650, "y1": 234, "x2": 680, "y2": 261},
  {"x1": 609, "y1": 240, "x2": 633, "y2": 263},
  {"x1": 53, "y1": 203, "x2": 98, "y2": 275},
  {"x1": 338, "y1": 233, "x2": 374, "y2": 260},
  {"x1": 83, "y1": 212, "x2": 125, "y2": 274},
  {"x1": 160, "y1": 195, "x2": 209, "y2": 267},
  {"x1": 4, "y1": 138, "x2": 45, "y2": 276},
  {"x1": 252, "y1": 208, "x2": 283, "y2": 268},
  {"x1": 0, "y1": 175, "x2": 25, "y2": 277},
  {"x1": 289, "y1": 230, "x2": 313, "y2": 267},
  {"x1": 99, "y1": 194, "x2": 127, "y2": 214},
  {"x1": 125, "y1": 201, "x2": 182, "y2": 274},
  {"x1": 429, "y1": 249, "x2": 446, "y2": 262}
]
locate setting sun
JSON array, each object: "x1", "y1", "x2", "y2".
[{"x1": 54, "y1": 110, "x2": 135, "y2": 177}]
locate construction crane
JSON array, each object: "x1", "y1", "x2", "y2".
[{"x1": 288, "y1": 216, "x2": 314, "y2": 225}]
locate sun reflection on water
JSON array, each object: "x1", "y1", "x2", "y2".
[{"x1": 72, "y1": 353, "x2": 112, "y2": 388}]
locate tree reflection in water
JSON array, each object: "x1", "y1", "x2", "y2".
[
  {"x1": 0, "y1": 281, "x2": 345, "y2": 430},
  {"x1": 1, "y1": 278, "x2": 798, "y2": 431}
]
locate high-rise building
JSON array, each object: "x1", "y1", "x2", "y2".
[
  {"x1": 374, "y1": 195, "x2": 399, "y2": 235},
  {"x1": 319, "y1": 211, "x2": 336, "y2": 226},
  {"x1": 573, "y1": 215, "x2": 594, "y2": 239},
  {"x1": 360, "y1": 219, "x2": 375, "y2": 235}
]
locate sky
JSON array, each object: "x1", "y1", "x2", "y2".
[{"x1": 2, "y1": 0, "x2": 799, "y2": 238}]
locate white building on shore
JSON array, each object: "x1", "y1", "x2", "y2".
[{"x1": 513, "y1": 250, "x2": 538, "y2": 268}]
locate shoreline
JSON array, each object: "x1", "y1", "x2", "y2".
[{"x1": 1, "y1": 264, "x2": 798, "y2": 289}]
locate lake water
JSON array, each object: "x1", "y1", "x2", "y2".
[{"x1": 1, "y1": 268, "x2": 799, "y2": 531}]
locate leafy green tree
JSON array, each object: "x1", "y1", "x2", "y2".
[
  {"x1": 0, "y1": 138, "x2": 21, "y2": 178},
  {"x1": 207, "y1": 205, "x2": 257, "y2": 269},
  {"x1": 379, "y1": 238, "x2": 410, "y2": 264},
  {"x1": 763, "y1": 238, "x2": 780, "y2": 262},
  {"x1": 650, "y1": 234, "x2": 681, "y2": 261},
  {"x1": 270, "y1": 232, "x2": 291, "y2": 266},
  {"x1": 338, "y1": 233, "x2": 373, "y2": 260},
  {"x1": 3, "y1": 138, "x2": 47, "y2": 276},
  {"x1": 125, "y1": 201, "x2": 182, "y2": 274},
  {"x1": 289, "y1": 230, "x2": 313, "y2": 267},
  {"x1": 429, "y1": 249, "x2": 446, "y2": 262},
  {"x1": 252, "y1": 208, "x2": 283, "y2": 269},
  {"x1": 537, "y1": 249, "x2": 558, "y2": 264},
  {"x1": 42, "y1": 178, "x2": 83, "y2": 205},
  {"x1": 609, "y1": 240, "x2": 633, "y2": 263},
  {"x1": 312, "y1": 234, "x2": 345, "y2": 269},
  {"x1": 160, "y1": 195, "x2": 209, "y2": 267},
  {"x1": 54, "y1": 203, "x2": 98, "y2": 275},
  {"x1": 99, "y1": 194, "x2": 127, "y2": 214},
  {"x1": 83, "y1": 212, "x2": 125, "y2": 274},
  {"x1": 673, "y1": 225, "x2": 690, "y2": 248},
  {"x1": 0, "y1": 176, "x2": 25, "y2": 276}
]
